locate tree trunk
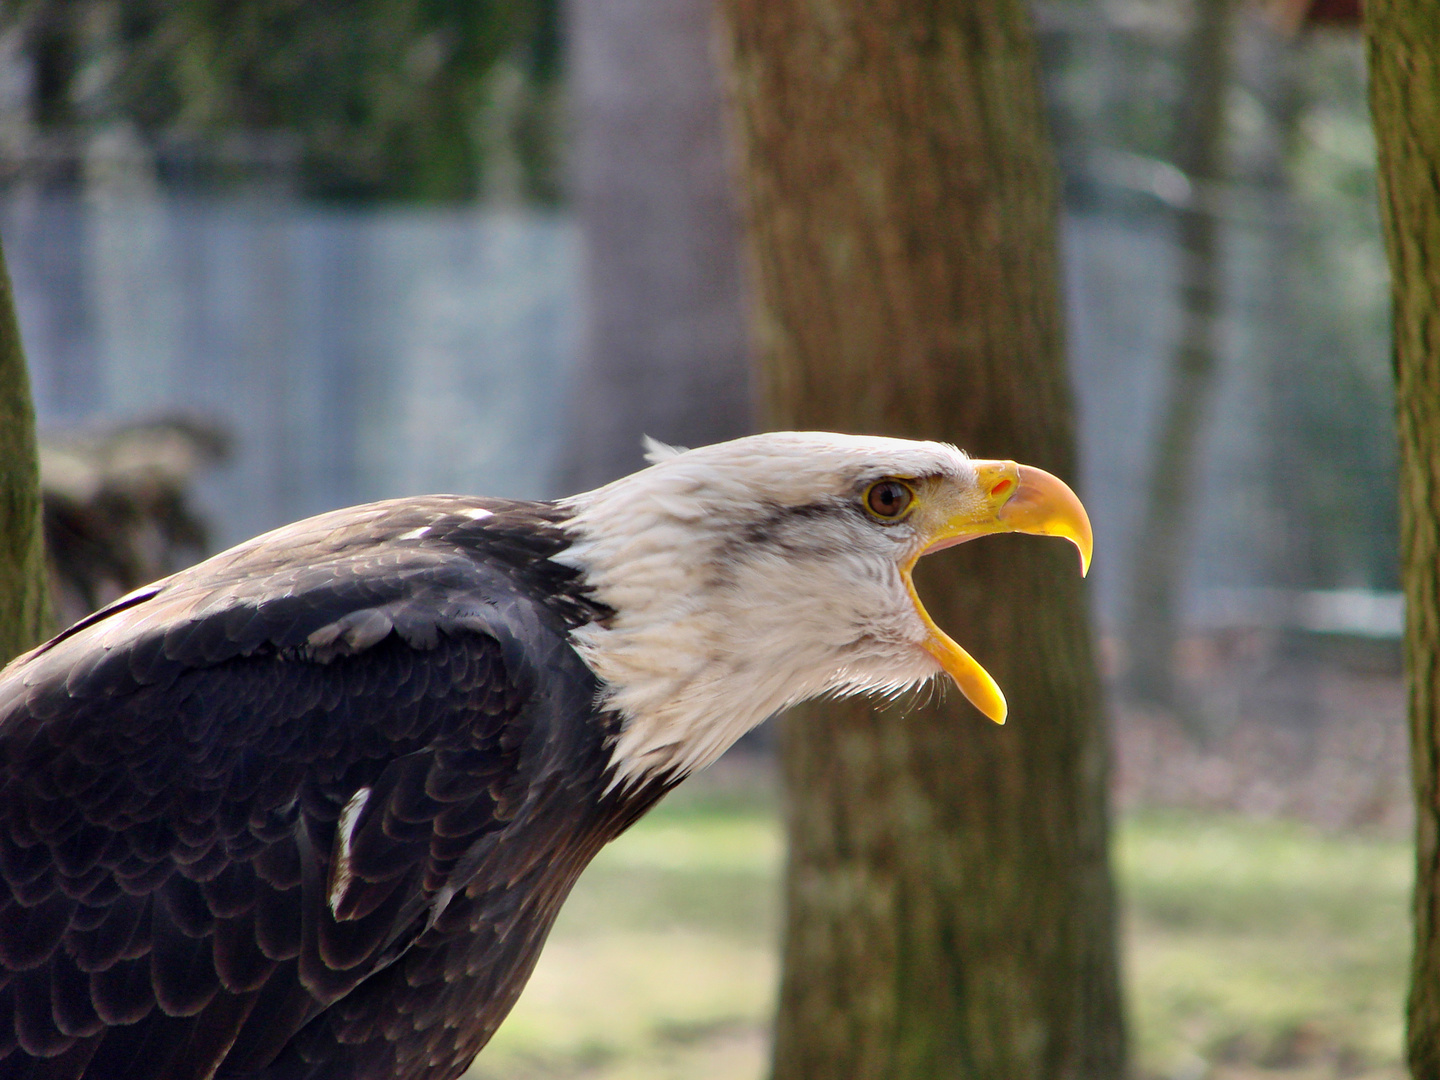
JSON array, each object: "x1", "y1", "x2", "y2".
[
  {"x1": 554, "y1": 0, "x2": 753, "y2": 494},
  {"x1": 0, "y1": 238, "x2": 51, "y2": 663},
  {"x1": 1364, "y1": 3, "x2": 1440, "y2": 1075},
  {"x1": 1123, "y1": 0, "x2": 1234, "y2": 712},
  {"x1": 716, "y1": 4, "x2": 1124, "y2": 1078}
]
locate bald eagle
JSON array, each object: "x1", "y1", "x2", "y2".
[{"x1": 0, "y1": 432, "x2": 1090, "y2": 1080}]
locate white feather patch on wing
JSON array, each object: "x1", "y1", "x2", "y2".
[
  {"x1": 642, "y1": 435, "x2": 686, "y2": 464},
  {"x1": 329, "y1": 786, "x2": 372, "y2": 917}
]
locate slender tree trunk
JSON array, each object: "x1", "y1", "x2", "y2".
[
  {"x1": 1365, "y1": 3, "x2": 1440, "y2": 1075},
  {"x1": 0, "y1": 239, "x2": 51, "y2": 662},
  {"x1": 554, "y1": 0, "x2": 753, "y2": 494},
  {"x1": 1124, "y1": 0, "x2": 1234, "y2": 712},
  {"x1": 716, "y1": 4, "x2": 1124, "y2": 1078},
  {"x1": 0, "y1": 9, "x2": 49, "y2": 652}
]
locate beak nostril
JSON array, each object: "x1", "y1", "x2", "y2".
[{"x1": 990, "y1": 478, "x2": 1013, "y2": 500}]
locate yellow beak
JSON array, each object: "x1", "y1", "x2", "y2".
[{"x1": 903, "y1": 461, "x2": 1092, "y2": 725}]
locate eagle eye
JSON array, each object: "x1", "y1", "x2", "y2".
[{"x1": 864, "y1": 480, "x2": 915, "y2": 521}]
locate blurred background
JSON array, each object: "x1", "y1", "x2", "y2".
[{"x1": 0, "y1": 1, "x2": 1407, "y2": 1077}]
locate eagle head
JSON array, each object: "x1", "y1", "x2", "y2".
[{"x1": 558, "y1": 432, "x2": 1091, "y2": 787}]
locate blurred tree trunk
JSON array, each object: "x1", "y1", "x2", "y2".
[
  {"x1": 1124, "y1": 0, "x2": 1234, "y2": 713},
  {"x1": 0, "y1": 238, "x2": 51, "y2": 662},
  {"x1": 554, "y1": 0, "x2": 753, "y2": 493},
  {"x1": 1365, "y1": 3, "x2": 1440, "y2": 1075},
  {"x1": 717, "y1": 4, "x2": 1124, "y2": 1078}
]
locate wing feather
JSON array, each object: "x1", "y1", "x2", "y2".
[
  {"x1": 0, "y1": 894, "x2": 73, "y2": 971},
  {"x1": 0, "y1": 498, "x2": 619, "y2": 1080},
  {"x1": 66, "y1": 895, "x2": 147, "y2": 973},
  {"x1": 15, "y1": 966, "x2": 74, "y2": 1057},
  {"x1": 87, "y1": 952, "x2": 157, "y2": 1027},
  {"x1": 50, "y1": 954, "x2": 104, "y2": 1039}
]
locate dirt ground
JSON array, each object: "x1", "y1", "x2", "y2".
[{"x1": 1110, "y1": 631, "x2": 1411, "y2": 834}]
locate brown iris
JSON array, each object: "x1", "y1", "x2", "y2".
[{"x1": 864, "y1": 479, "x2": 914, "y2": 520}]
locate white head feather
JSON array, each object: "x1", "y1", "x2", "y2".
[{"x1": 557, "y1": 431, "x2": 981, "y2": 788}]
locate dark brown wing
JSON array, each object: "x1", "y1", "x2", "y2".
[{"x1": 0, "y1": 498, "x2": 616, "y2": 1080}]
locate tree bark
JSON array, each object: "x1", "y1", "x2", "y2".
[
  {"x1": 1364, "y1": 3, "x2": 1440, "y2": 1075},
  {"x1": 554, "y1": 0, "x2": 754, "y2": 494},
  {"x1": 716, "y1": 4, "x2": 1124, "y2": 1078},
  {"x1": 1123, "y1": 0, "x2": 1234, "y2": 712},
  {"x1": 0, "y1": 238, "x2": 51, "y2": 663}
]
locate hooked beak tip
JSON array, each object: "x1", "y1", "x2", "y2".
[{"x1": 995, "y1": 463, "x2": 1093, "y2": 578}]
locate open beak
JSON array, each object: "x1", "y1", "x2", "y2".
[{"x1": 902, "y1": 460, "x2": 1093, "y2": 725}]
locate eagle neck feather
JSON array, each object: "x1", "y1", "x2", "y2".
[{"x1": 554, "y1": 448, "x2": 939, "y2": 790}]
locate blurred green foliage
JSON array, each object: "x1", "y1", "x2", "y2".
[
  {"x1": 1038, "y1": 4, "x2": 1396, "y2": 593},
  {"x1": 10, "y1": 0, "x2": 562, "y2": 202},
  {"x1": 1121, "y1": 811, "x2": 1409, "y2": 1078}
]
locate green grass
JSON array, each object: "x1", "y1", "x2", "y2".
[
  {"x1": 466, "y1": 780, "x2": 784, "y2": 1080},
  {"x1": 1119, "y1": 812, "x2": 1411, "y2": 1079},
  {"x1": 467, "y1": 782, "x2": 1412, "y2": 1080}
]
